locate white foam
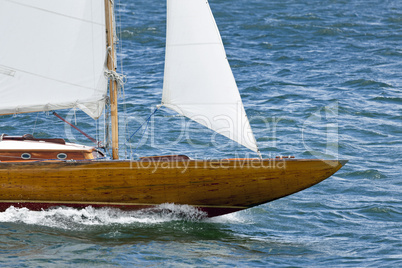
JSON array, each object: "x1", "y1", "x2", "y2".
[
  {"x1": 206, "y1": 210, "x2": 253, "y2": 224},
  {"x1": 0, "y1": 203, "x2": 207, "y2": 229}
]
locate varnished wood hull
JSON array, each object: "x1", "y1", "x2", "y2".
[{"x1": 0, "y1": 158, "x2": 347, "y2": 217}]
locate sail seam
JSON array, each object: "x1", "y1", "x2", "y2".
[
  {"x1": 1, "y1": 66, "x2": 101, "y2": 91},
  {"x1": 0, "y1": 65, "x2": 16, "y2": 77},
  {"x1": 0, "y1": 97, "x2": 106, "y2": 110},
  {"x1": 5, "y1": 0, "x2": 105, "y2": 26}
]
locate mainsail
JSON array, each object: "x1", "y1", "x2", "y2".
[
  {"x1": 162, "y1": 0, "x2": 259, "y2": 152},
  {"x1": 0, "y1": 0, "x2": 107, "y2": 119}
]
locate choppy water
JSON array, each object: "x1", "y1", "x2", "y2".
[{"x1": 1, "y1": 0, "x2": 401, "y2": 266}]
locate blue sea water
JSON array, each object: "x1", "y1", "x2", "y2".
[{"x1": 0, "y1": 0, "x2": 401, "y2": 266}]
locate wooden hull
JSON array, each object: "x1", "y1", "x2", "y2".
[{"x1": 0, "y1": 158, "x2": 347, "y2": 217}]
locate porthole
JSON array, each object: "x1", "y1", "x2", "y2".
[
  {"x1": 21, "y1": 153, "x2": 31, "y2": 160},
  {"x1": 57, "y1": 153, "x2": 67, "y2": 160}
]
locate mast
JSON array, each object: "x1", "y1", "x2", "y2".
[{"x1": 105, "y1": 0, "x2": 119, "y2": 159}]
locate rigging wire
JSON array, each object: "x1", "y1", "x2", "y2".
[
  {"x1": 116, "y1": 0, "x2": 130, "y2": 159},
  {"x1": 126, "y1": 107, "x2": 160, "y2": 158},
  {"x1": 31, "y1": 112, "x2": 39, "y2": 136},
  {"x1": 52, "y1": 111, "x2": 101, "y2": 147},
  {"x1": 127, "y1": 107, "x2": 159, "y2": 142},
  {"x1": 104, "y1": 99, "x2": 112, "y2": 156}
]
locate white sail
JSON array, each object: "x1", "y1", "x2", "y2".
[
  {"x1": 0, "y1": 0, "x2": 107, "y2": 119},
  {"x1": 162, "y1": 0, "x2": 259, "y2": 152}
]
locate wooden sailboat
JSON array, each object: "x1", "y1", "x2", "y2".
[{"x1": 0, "y1": 0, "x2": 346, "y2": 217}]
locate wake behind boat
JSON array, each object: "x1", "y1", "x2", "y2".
[{"x1": 0, "y1": 0, "x2": 346, "y2": 217}]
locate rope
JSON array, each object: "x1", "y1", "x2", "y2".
[
  {"x1": 127, "y1": 107, "x2": 160, "y2": 143},
  {"x1": 31, "y1": 112, "x2": 39, "y2": 136},
  {"x1": 53, "y1": 111, "x2": 102, "y2": 148},
  {"x1": 115, "y1": 0, "x2": 129, "y2": 158},
  {"x1": 104, "y1": 67, "x2": 126, "y2": 92},
  {"x1": 257, "y1": 150, "x2": 263, "y2": 159},
  {"x1": 127, "y1": 107, "x2": 160, "y2": 158},
  {"x1": 104, "y1": 100, "x2": 111, "y2": 154}
]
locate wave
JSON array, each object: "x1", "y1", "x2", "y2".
[
  {"x1": 343, "y1": 79, "x2": 393, "y2": 88},
  {"x1": 357, "y1": 205, "x2": 402, "y2": 221},
  {"x1": 341, "y1": 169, "x2": 387, "y2": 180}
]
